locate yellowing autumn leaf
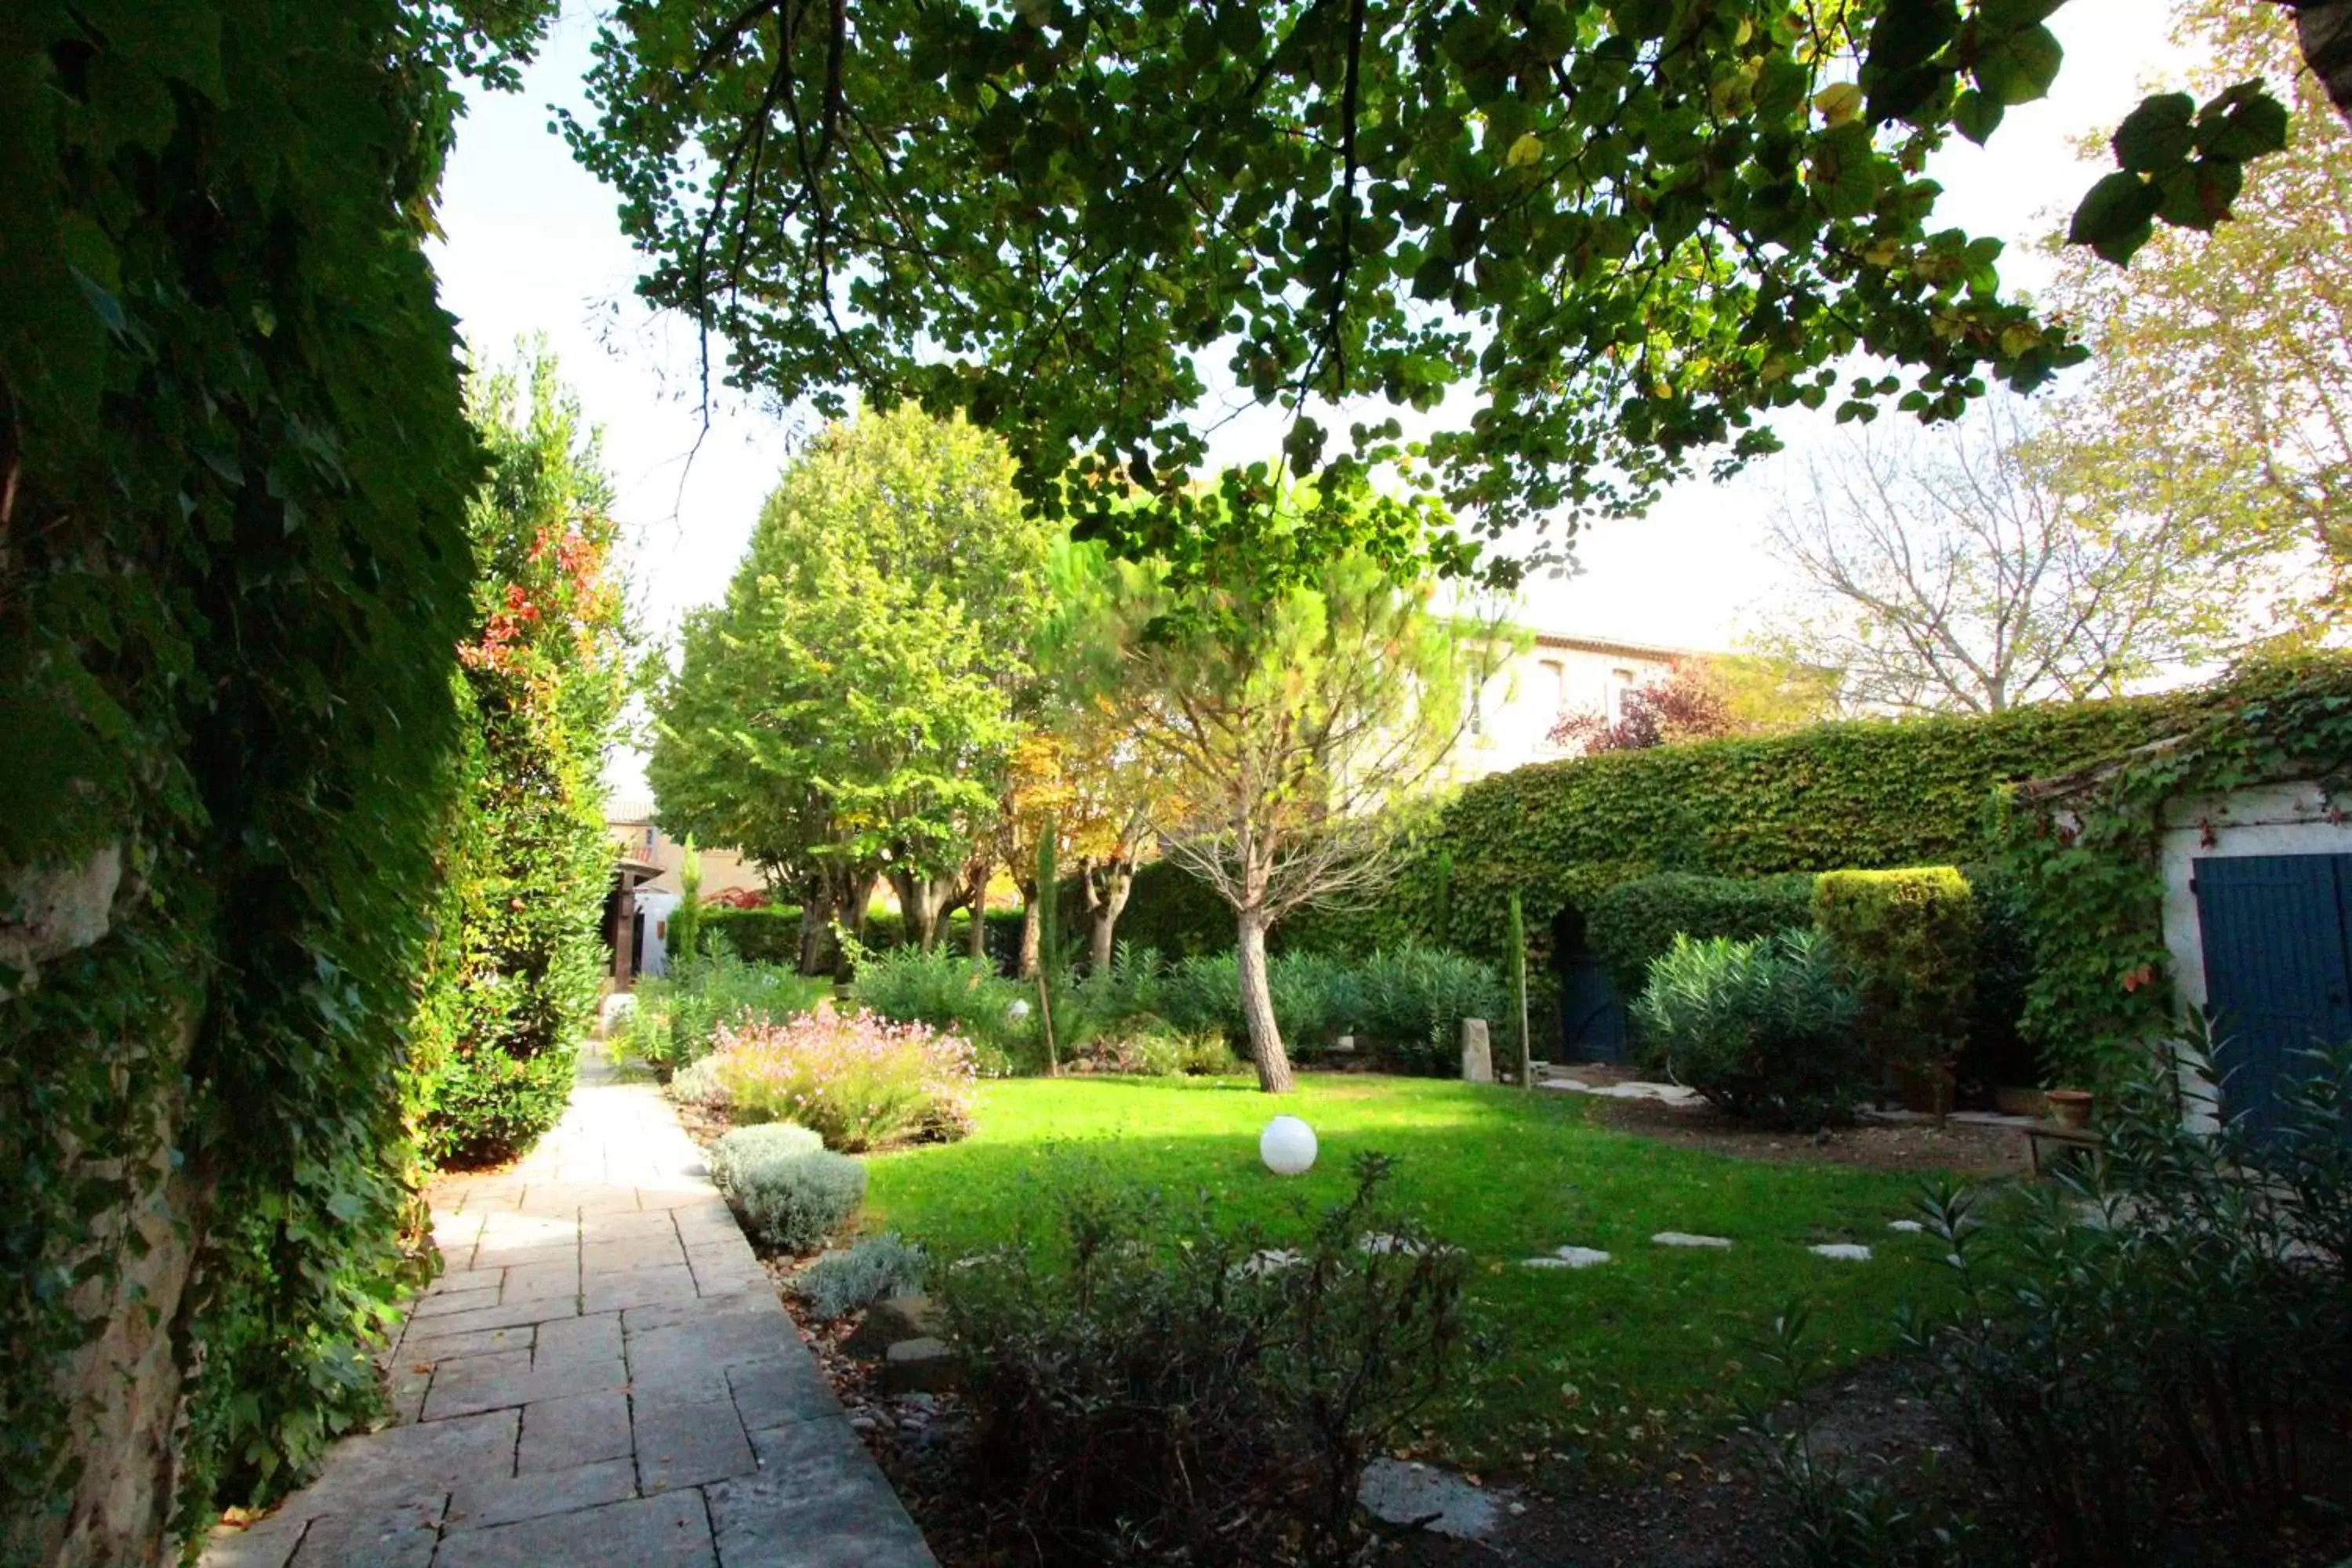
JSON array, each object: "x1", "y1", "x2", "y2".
[
  {"x1": 1506, "y1": 131, "x2": 1544, "y2": 169},
  {"x1": 1813, "y1": 82, "x2": 1864, "y2": 126}
]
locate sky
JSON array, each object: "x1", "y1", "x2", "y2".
[{"x1": 427, "y1": 0, "x2": 2192, "y2": 789}]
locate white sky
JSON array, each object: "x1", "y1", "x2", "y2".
[{"x1": 427, "y1": 0, "x2": 2191, "y2": 789}]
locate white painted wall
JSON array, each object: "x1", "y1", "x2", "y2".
[
  {"x1": 2157, "y1": 779, "x2": 2352, "y2": 1129},
  {"x1": 634, "y1": 889, "x2": 682, "y2": 978},
  {"x1": 1446, "y1": 637, "x2": 1679, "y2": 783}
]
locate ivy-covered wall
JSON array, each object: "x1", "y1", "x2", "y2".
[
  {"x1": 1105, "y1": 688, "x2": 2215, "y2": 973},
  {"x1": 1, "y1": 2, "x2": 540, "y2": 1559},
  {"x1": 1998, "y1": 658, "x2": 2352, "y2": 1085},
  {"x1": 1428, "y1": 688, "x2": 2212, "y2": 967}
]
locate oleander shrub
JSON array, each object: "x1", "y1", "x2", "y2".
[
  {"x1": 1904, "y1": 1037, "x2": 2352, "y2": 1566},
  {"x1": 718, "y1": 1145, "x2": 868, "y2": 1254},
  {"x1": 1069, "y1": 1019, "x2": 1242, "y2": 1077},
  {"x1": 710, "y1": 1004, "x2": 978, "y2": 1152},
  {"x1": 1155, "y1": 950, "x2": 1351, "y2": 1054},
  {"x1": 854, "y1": 946, "x2": 1033, "y2": 1063},
  {"x1": 1346, "y1": 947, "x2": 1512, "y2": 1073},
  {"x1": 1813, "y1": 869, "x2": 1978, "y2": 1111},
  {"x1": 1634, "y1": 931, "x2": 1867, "y2": 1129},
  {"x1": 1586, "y1": 872, "x2": 1820, "y2": 1003},
  {"x1": 792, "y1": 1233, "x2": 930, "y2": 1321},
  {"x1": 706, "y1": 1122, "x2": 825, "y2": 1190},
  {"x1": 626, "y1": 953, "x2": 831, "y2": 1075},
  {"x1": 941, "y1": 1154, "x2": 1474, "y2": 1565}
]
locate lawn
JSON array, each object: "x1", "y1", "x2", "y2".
[{"x1": 863, "y1": 1073, "x2": 1965, "y2": 1472}]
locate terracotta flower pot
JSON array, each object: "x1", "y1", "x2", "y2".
[{"x1": 2045, "y1": 1088, "x2": 2093, "y2": 1130}]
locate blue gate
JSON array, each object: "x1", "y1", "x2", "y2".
[{"x1": 2192, "y1": 853, "x2": 2352, "y2": 1145}]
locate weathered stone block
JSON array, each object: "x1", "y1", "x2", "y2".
[{"x1": 1460, "y1": 1018, "x2": 1493, "y2": 1083}]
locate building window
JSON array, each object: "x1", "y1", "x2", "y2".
[
  {"x1": 1606, "y1": 667, "x2": 1637, "y2": 723},
  {"x1": 1540, "y1": 659, "x2": 1566, "y2": 713}
]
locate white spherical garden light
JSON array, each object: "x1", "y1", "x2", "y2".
[{"x1": 1259, "y1": 1115, "x2": 1318, "y2": 1176}]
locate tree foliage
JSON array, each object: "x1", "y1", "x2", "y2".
[
  {"x1": 1051, "y1": 495, "x2": 1499, "y2": 1091},
  {"x1": 2045, "y1": 0, "x2": 2352, "y2": 623},
  {"x1": 565, "y1": 0, "x2": 2295, "y2": 576},
  {"x1": 647, "y1": 405, "x2": 1051, "y2": 968},
  {"x1": 1752, "y1": 390, "x2": 2276, "y2": 714},
  {"x1": 414, "y1": 350, "x2": 630, "y2": 1167}
]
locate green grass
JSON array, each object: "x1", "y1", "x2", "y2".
[{"x1": 864, "y1": 1073, "x2": 1965, "y2": 1472}]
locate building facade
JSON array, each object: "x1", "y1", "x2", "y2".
[{"x1": 1445, "y1": 630, "x2": 1683, "y2": 783}]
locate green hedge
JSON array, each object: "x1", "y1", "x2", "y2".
[
  {"x1": 1585, "y1": 873, "x2": 1818, "y2": 1000},
  {"x1": 706, "y1": 905, "x2": 805, "y2": 965},
  {"x1": 1813, "y1": 869, "x2": 1979, "y2": 1112},
  {"x1": 1434, "y1": 691, "x2": 2209, "y2": 968},
  {"x1": 1102, "y1": 691, "x2": 2208, "y2": 982},
  {"x1": 1998, "y1": 657, "x2": 2352, "y2": 1086}
]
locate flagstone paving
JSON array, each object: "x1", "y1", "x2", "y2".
[{"x1": 203, "y1": 1054, "x2": 935, "y2": 1568}]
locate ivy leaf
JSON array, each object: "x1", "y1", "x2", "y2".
[
  {"x1": 2068, "y1": 171, "x2": 2161, "y2": 265},
  {"x1": 1813, "y1": 82, "x2": 1864, "y2": 126}
]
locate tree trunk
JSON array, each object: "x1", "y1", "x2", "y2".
[
  {"x1": 1081, "y1": 857, "x2": 1134, "y2": 975},
  {"x1": 2301, "y1": 0, "x2": 2352, "y2": 129},
  {"x1": 797, "y1": 883, "x2": 836, "y2": 976},
  {"x1": 889, "y1": 868, "x2": 952, "y2": 951},
  {"x1": 1236, "y1": 906, "x2": 1294, "y2": 1093},
  {"x1": 965, "y1": 891, "x2": 989, "y2": 961},
  {"x1": 1016, "y1": 877, "x2": 1042, "y2": 978}
]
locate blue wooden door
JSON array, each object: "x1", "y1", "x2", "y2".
[
  {"x1": 1556, "y1": 952, "x2": 1628, "y2": 1063},
  {"x1": 2192, "y1": 854, "x2": 2352, "y2": 1145}
]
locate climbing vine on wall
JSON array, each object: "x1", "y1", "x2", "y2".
[
  {"x1": 1, "y1": 0, "x2": 548, "y2": 1555},
  {"x1": 1998, "y1": 657, "x2": 2352, "y2": 1086}
]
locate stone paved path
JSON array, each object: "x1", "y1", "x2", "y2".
[{"x1": 203, "y1": 1054, "x2": 935, "y2": 1568}]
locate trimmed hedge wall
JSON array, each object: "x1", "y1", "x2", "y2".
[
  {"x1": 1432, "y1": 688, "x2": 2210, "y2": 967},
  {"x1": 1585, "y1": 873, "x2": 1818, "y2": 1000}
]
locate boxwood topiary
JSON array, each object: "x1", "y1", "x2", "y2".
[{"x1": 1813, "y1": 868, "x2": 1979, "y2": 1112}]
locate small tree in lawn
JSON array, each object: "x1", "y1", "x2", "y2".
[{"x1": 1055, "y1": 483, "x2": 1501, "y2": 1093}]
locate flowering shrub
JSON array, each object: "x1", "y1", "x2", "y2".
[{"x1": 710, "y1": 1004, "x2": 978, "y2": 1152}]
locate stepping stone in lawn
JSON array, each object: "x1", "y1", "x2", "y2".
[
  {"x1": 1526, "y1": 1246, "x2": 1611, "y2": 1269},
  {"x1": 1650, "y1": 1231, "x2": 1733, "y2": 1249},
  {"x1": 1358, "y1": 1458, "x2": 1503, "y2": 1540},
  {"x1": 1230, "y1": 1248, "x2": 1305, "y2": 1279},
  {"x1": 1809, "y1": 1243, "x2": 1873, "y2": 1261},
  {"x1": 1359, "y1": 1232, "x2": 1425, "y2": 1256},
  {"x1": 1887, "y1": 1220, "x2": 1926, "y2": 1234}
]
